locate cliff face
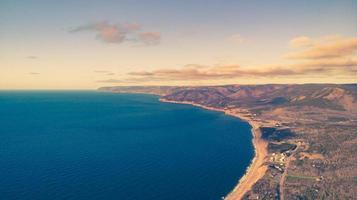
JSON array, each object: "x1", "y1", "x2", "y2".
[{"x1": 99, "y1": 84, "x2": 357, "y2": 199}]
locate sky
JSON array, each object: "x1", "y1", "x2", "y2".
[{"x1": 0, "y1": 0, "x2": 356, "y2": 89}]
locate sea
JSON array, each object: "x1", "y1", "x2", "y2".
[{"x1": 0, "y1": 91, "x2": 254, "y2": 200}]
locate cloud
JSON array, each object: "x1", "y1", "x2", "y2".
[
  {"x1": 128, "y1": 71, "x2": 154, "y2": 76},
  {"x1": 97, "y1": 77, "x2": 164, "y2": 83},
  {"x1": 289, "y1": 36, "x2": 313, "y2": 48},
  {"x1": 27, "y1": 56, "x2": 38, "y2": 59},
  {"x1": 71, "y1": 22, "x2": 126, "y2": 43},
  {"x1": 227, "y1": 34, "x2": 245, "y2": 44},
  {"x1": 103, "y1": 35, "x2": 357, "y2": 85},
  {"x1": 94, "y1": 70, "x2": 111, "y2": 73},
  {"x1": 123, "y1": 58, "x2": 357, "y2": 83},
  {"x1": 94, "y1": 70, "x2": 115, "y2": 75},
  {"x1": 137, "y1": 32, "x2": 161, "y2": 45},
  {"x1": 295, "y1": 58, "x2": 357, "y2": 69},
  {"x1": 286, "y1": 35, "x2": 357, "y2": 59},
  {"x1": 69, "y1": 21, "x2": 161, "y2": 45},
  {"x1": 97, "y1": 79, "x2": 123, "y2": 83},
  {"x1": 284, "y1": 35, "x2": 357, "y2": 75},
  {"x1": 124, "y1": 65, "x2": 299, "y2": 82}
]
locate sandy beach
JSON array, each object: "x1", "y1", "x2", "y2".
[
  {"x1": 224, "y1": 113, "x2": 268, "y2": 200},
  {"x1": 159, "y1": 99, "x2": 268, "y2": 200}
]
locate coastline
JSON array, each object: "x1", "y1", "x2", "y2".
[{"x1": 159, "y1": 99, "x2": 268, "y2": 200}]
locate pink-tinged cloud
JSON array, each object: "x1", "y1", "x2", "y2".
[
  {"x1": 70, "y1": 21, "x2": 161, "y2": 45},
  {"x1": 289, "y1": 36, "x2": 313, "y2": 48},
  {"x1": 287, "y1": 36, "x2": 357, "y2": 59},
  {"x1": 97, "y1": 79, "x2": 123, "y2": 83},
  {"x1": 100, "y1": 35, "x2": 357, "y2": 84},
  {"x1": 123, "y1": 48, "x2": 357, "y2": 83},
  {"x1": 70, "y1": 22, "x2": 126, "y2": 43},
  {"x1": 124, "y1": 64, "x2": 303, "y2": 82}
]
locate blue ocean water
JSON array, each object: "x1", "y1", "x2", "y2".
[{"x1": 0, "y1": 91, "x2": 253, "y2": 200}]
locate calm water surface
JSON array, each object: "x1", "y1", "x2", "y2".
[{"x1": 0, "y1": 91, "x2": 253, "y2": 200}]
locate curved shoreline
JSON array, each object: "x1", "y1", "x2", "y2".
[{"x1": 159, "y1": 99, "x2": 268, "y2": 200}]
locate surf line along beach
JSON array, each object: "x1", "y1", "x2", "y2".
[{"x1": 159, "y1": 98, "x2": 268, "y2": 200}]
